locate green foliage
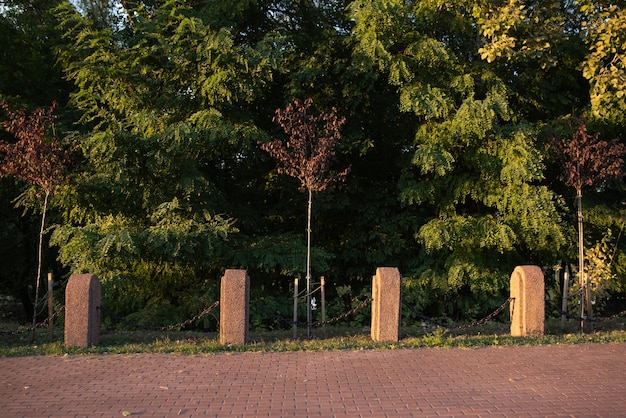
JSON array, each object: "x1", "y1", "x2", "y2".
[
  {"x1": 0, "y1": 0, "x2": 76, "y2": 319},
  {"x1": 403, "y1": 96, "x2": 566, "y2": 301},
  {"x1": 349, "y1": 0, "x2": 574, "y2": 317},
  {"x1": 51, "y1": 207, "x2": 232, "y2": 313},
  {"x1": 474, "y1": 0, "x2": 589, "y2": 120},
  {"x1": 323, "y1": 284, "x2": 371, "y2": 327},
  {"x1": 0, "y1": 0, "x2": 71, "y2": 106},
  {"x1": 50, "y1": 1, "x2": 278, "y2": 313},
  {"x1": 2, "y1": 0, "x2": 625, "y2": 326},
  {"x1": 249, "y1": 293, "x2": 294, "y2": 330},
  {"x1": 400, "y1": 276, "x2": 430, "y2": 326},
  {"x1": 230, "y1": 232, "x2": 331, "y2": 278},
  {"x1": 580, "y1": 4, "x2": 626, "y2": 124},
  {"x1": 566, "y1": 228, "x2": 625, "y2": 314}
]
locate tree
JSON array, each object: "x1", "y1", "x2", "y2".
[
  {"x1": 259, "y1": 97, "x2": 349, "y2": 337},
  {"x1": 0, "y1": 101, "x2": 77, "y2": 341},
  {"x1": 52, "y1": 0, "x2": 269, "y2": 319},
  {"x1": 0, "y1": 0, "x2": 75, "y2": 320},
  {"x1": 551, "y1": 118, "x2": 626, "y2": 330},
  {"x1": 0, "y1": 0, "x2": 70, "y2": 106},
  {"x1": 475, "y1": 0, "x2": 589, "y2": 121},
  {"x1": 349, "y1": 0, "x2": 568, "y2": 317},
  {"x1": 43, "y1": 0, "x2": 626, "y2": 326},
  {"x1": 579, "y1": 2, "x2": 626, "y2": 125}
]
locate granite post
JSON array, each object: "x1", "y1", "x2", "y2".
[
  {"x1": 371, "y1": 267, "x2": 402, "y2": 342},
  {"x1": 220, "y1": 269, "x2": 250, "y2": 345},
  {"x1": 510, "y1": 265, "x2": 545, "y2": 337},
  {"x1": 64, "y1": 274, "x2": 101, "y2": 348}
]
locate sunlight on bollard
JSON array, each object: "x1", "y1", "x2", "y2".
[
  {"x1": 220, "y1": 269, "x2": 250, "y2": 345},
  {"x1": 510, "y1": 265, "x2": 544, "y2": 337},
  {"x1": 371, "y1": 267, "x2": 402, "y2": 342}
]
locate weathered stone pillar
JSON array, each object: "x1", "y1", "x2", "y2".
[
  {"x1": 510, "y1": 265, "x2": 545, "y2": 337},
  {"x1": 371, "y1": 267, "x2": 402, "y2": 342},
  {"x1": 64, "y1": 274, "x2": 101, "y2": 348},
  {"x1": 220, "y1": 269, "x2": 250, "y2": 345}
]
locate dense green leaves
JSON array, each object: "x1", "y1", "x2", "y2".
[
  {"x1": 1, "y1": 0, "x2": 625, "y2": 323},
  {"x1": 50, "y1": 1, "x2": 269, "y2": 312},
  {"x1": 580, "y1": 3, "x2": 626, "y2": 124}
]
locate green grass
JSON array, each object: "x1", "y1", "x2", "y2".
[{"x1": 2, "y1": 317, "x2": 625, "y2": 357}]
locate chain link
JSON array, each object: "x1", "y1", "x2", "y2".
[
  {"x1": 250, "y1": 301, "x2": 294, "y2": 326},
  {"x1": 545, "y1": 299, "x2": 626, "y2": 323},
  {"x1": 161, "y1": 301, "x2": 220, "y2": 331},
  {"x1": 449, "y1": 297, "x2": 513, "y2": 330},
  {"x1": 99, "y1": 301, "x2": 220, "y2": 331},
  {"x1": 406, "y1": 298, "x2": 513, "y2": 330},
  {"x1": 5, "y1": 296, "x2": 623, "y2": 338},
  {"x1": 603, "y1": 308, "x2": 626, "y2": 321},
  {"x1": 252, "y1": 295, "x2": 372, "y2": 327},
  {"x1": 0, "y1": 307, "x2": 65, "y2": 336},
  {"x1": 312, "y1": 297, "x2": 372, "y2": 326}
]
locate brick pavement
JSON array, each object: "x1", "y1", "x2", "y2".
[{"x1": 1, "y1": 343, "x2": 625, "y2": 417}]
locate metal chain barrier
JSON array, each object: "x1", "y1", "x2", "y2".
[
  {"x1": 161, "y1": 300, "x2": 220, "y2": 331},
  {"x1": 405, "y1": 297, "x2": 513, "y2": 330},
  {"x1": 0, "y1": 306, "x2": 65, "y2": 336},
  {"x1": 312, "y1": 296, "x2": 372, "y2": 327},
  {"x1": 251, "y1": 295, "x2": 372, "y2": 328},
  {"x1": 5, "y1": 296, "x2": 623, "y2": 338},
  {"x1": 250, "y1": 300, "x2": 295, "y2": 327},
  {"x1": 603, "y1": 309, "x2": 626, "y2": 321},
  {"x1": 545, "y1": 298, "x2": 626, "y2": 323},
  {"x1": 99, "y1": 300, "x2": 220, "y2": 331},
  {"x1": 450, "y1": 297, "x2": 513, "y2": 330}
]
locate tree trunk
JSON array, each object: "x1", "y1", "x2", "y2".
[
  {"x1": 306, "y1": 187, "x2": 312, "y2": 339},
  {"x1": 577, "y1": 189, "x2": 593, "y2": 332},
  {"x1": 31, "y1": 190, "x2": 49, "y2": 343}
]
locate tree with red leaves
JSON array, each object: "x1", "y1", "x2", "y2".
[
  {"x1": 259, "y1": 97, "x2": 349, "y2": 337},
  {"x1": 552, "y1": 118, "x2": 626, "y2": 331},
  {"x1": 0, "y1": 101, "x2": 77, "y2": 341}
]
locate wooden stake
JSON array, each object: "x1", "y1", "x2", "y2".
[
  {"x1": 293, "y1": 278, "x2": 298, "y2": 340},
  {"x1": 47, "y1": 272, "x2": 54, "y2": 339}
]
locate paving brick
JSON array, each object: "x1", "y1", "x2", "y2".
[{"x1": 1, "y1": 344, "x2": 626, "y2": 416}]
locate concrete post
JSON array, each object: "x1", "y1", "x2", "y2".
[
  {"x1": 371, "y1": 267, "x2": 402, "y2": 342},
  {"x1": 220, "y1": 269, "x2": 250, "y2": 345},
  {"x1": 64, "y1": 274, "x2": 101, "y2": 348},
  {"x1": 510, "y1": 265, "x2": 545, "y2": 337}
]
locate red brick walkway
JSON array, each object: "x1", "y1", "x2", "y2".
[{"x1": 1, "y1": 343, "x2": 625, "y2": 417}]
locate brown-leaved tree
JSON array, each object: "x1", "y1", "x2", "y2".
[
  {"x1": 259, "y1": 97, "x2": 349, "y2": 337},
  {"x1": 0, "y1": 102, "x2": 77, "y2": 341},
  {"x1": 552, "y1": 118, "x2": 626, "y2": 331}
]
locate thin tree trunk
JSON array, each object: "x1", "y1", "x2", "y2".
[
  {"x1": 577, "y1": 189, "x2": 593, "y2": 332},
  {"x1": 306, "y1": 187, "x2": 312, "y2": 339},
  {"x1": 31, "y1": 190, "x2": 49, "y2": 343},
  {"x1": 561, "y1": 267, "x2": 569, "y2": 328}
]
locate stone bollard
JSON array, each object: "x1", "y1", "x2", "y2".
[
  {"x1": 220, "y1": 269, "x2": 250, "y2": 345},
  {"x1": 510, "y1": 265, "x2": 544, "y2": 337},
  {"x1": 371, "y1": 267, "x2": 402, "y2": 342},
  {"x1": 64, "y1": 274, "x2": 101, "y2": 348}
]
